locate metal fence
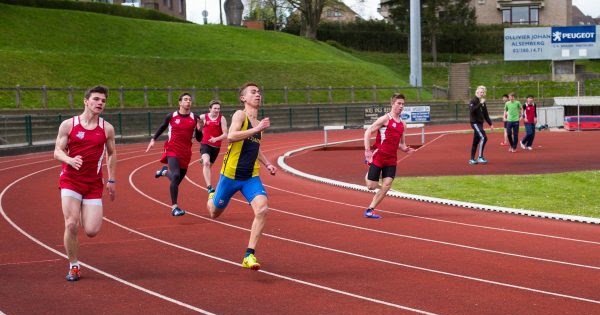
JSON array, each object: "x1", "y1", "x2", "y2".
[
  {"x1": 1, "y1": 82, "x2": 596, "y2": 110},
  {"x1": 0, "y1": 85, "x2": 449, "y2": 109},
  {"x1": 0, "y1": 101, "x2": 534, "y2": 148}
]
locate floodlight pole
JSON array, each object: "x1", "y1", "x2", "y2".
[{"x1": 409, "y1": 0, "x2": 422, "y2": 87}]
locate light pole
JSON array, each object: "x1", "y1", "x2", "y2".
[{"x1": 409, "y1": 0, "x2": 422, "y2": 87}]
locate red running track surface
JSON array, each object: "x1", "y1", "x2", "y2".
[{"x1": 1, "y1": 124, "x2": 599, "y2": 315}]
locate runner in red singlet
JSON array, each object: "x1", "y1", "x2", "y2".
[
  {"x1": 363, "y1": 93, "x2": 415, "y2": 219},
  {"x1": 54, "y1": 85, "x2": 117, "y2": 281},
  {"x1": 199, "y1": 100, "x2": 228, "y2": 194},
  {"x1": 146, "y1": 92, "x2": 202, "y2": 217}
]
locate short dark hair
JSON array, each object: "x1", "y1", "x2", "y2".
[
  {"x1": 391, "y1": 93, "x2": 405, "y2": 102},
  {"x1": 178, "y1": 92, "x2": 192, "y2": 101},
  {"x1": 239, "y1": 82, "x2": 259, "y2": 97},
  {"x1": 502, "y1": 94, "x2": 508, "y2": 98},
  {"x1": 526, "y1": 94, "x2": 535, "y2": 99},
  {"x1": 84, "y1": 85, "x2": 108, "y2": 99}
]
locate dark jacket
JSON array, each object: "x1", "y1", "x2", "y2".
[{"x1": 469, "y1": 96, "x2": 492, "y2": 125}]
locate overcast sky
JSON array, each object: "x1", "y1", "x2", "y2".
[
  {"x1": 572, "y1": 0, "x2": 600, "y2": 18},
  {"x1": 188, "y1": 0, "x2": 600, "y2": 25}
]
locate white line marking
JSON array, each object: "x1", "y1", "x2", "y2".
[
  {"x1": 277, "y1": 138, "x2": 600, "y2": 225},
  {"x1": 132, "y1": 161, "x2": 600, "y2": 305},
  {"x1": 0, "y1": 165, "x2": 216, "y2": 314},
  {"x1": 129, "y1": 160, "x2": 440, "y2": 314},
  {"x1": 262, "y1": 184, "x2": 600, "y2": 247},
  {"x1": 0, "y1": 258, "x2": 61, "y2": 267}
]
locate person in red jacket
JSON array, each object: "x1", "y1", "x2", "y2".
[
  {"x1": 54, "y1": 85, "x2": 117, "y2": 282},
  {"x1": 520, "y1": 95, "x2": 538, "y2": 150}
]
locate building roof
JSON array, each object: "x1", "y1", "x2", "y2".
[{"x1": 572, "y1": 5, "x2": 599, "y2": 25}]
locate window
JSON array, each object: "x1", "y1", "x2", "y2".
[
  {"x1": 502, "y1": 6, "x2": 539, "y2": 25},
  {"x1": 326, "y1": 8, "x2": 343, "y2": 18}
]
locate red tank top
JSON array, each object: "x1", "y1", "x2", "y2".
[
  {"x1": 201, "y1": 113, "x2": 224, "y2": 147},
  {"x1": 164, "y1": 111, "x2": 196, "y2": 156},
  {"x1": 372, "y1": 113, "x2": 405, "y2": 167},
  {"x1": 60, "y1": 116, "x2": 106, "y2": 182}
]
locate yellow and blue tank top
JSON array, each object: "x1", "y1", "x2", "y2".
[{"x1": 220, "y1": 115, "x2": 261, "y2": 180}]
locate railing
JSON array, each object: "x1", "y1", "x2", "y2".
[
  {"x1": 0, "y1": 83, "x2": 596, "y2": 110},
  {"x1": 0, "y1": 85, "x2": 449, "y2": 110},
  {"x1": 0, "y1": 100, "x2": 555, "y2": 148}
]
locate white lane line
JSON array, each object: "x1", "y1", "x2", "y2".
[
  {"x1": 277, "y1": 139, "x2": 600, "y2": 225},
  {"x1": 0, "y1": 165, "x2": 216, "y2": 314},
  {"x1": 130, "y1": 160, "x2": 440, "y2": 314},
  {"x1": 0, "y1": 258, "x2": 61, "y2": 266},
  {"x1": 262, "y1": 184, "x2": 600, "y2": 247},
  {"x1": 132, "y1": 162, "x2": 600, "y2": 305}
]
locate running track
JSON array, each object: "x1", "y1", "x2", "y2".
[{"x1": 1, "y1": 125, "x2": 599, "y2": 314}]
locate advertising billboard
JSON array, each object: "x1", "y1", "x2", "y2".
[{"x1": 504, "y1": 26, "x2": 599, "y2": 61}]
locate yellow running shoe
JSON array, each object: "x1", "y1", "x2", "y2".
[
  {"x1": 242, "y1": 254, "x2": 261, "y2": 271},
  {"x1": 208, "y1": 192, "x2": 215, "y2": 200}
]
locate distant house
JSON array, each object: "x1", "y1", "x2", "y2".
[
  {"x1": 76, "y1": 0, "x2": 187, "y2": 20},
  {"x1": 379, "y1": 0, "x2": 586, "y2": 26},
  {"x1": 572, "y1": 5, "x2": 598, "y2": 25},
  {"x1": 321, "y1": 2, "x2": 362, "y2": 23}
]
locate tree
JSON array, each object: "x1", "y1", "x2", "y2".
[
  {"x1": 388, "y1": 0, "x2": 475, "y2": 62},
  {"x1": 286, "y1": 0, "x2": 329, "y2": 39},
  {"x1": 245, "y1": 0, "x2": 293, "y2": 30}
]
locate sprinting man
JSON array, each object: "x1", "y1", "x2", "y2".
[
  {"x1": 363, "y1": 93, "x2": 415, "y2": 219},
  {"x1": 199, "y1": 100, "x2": 228, "y2": 194},
  {"x1": 206, "y1": 82, "x2": 277, "y2": 271},
  {"x1": 468, "y1": 85, "x2": 494, "y2": 164},
  {"x1": 54, "y1": 85, "x2": 117, "y2": 281},
  {"x1": 146, "y1": 92, "x2": 203, "y2": 217}
]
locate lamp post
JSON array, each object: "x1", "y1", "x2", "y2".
[{"x1": 409, "y1": 0, "x2": 422, "y2": 87}]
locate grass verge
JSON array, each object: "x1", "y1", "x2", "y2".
[{"x1": 392, "y1": 170, "x2": 600, "y2": 219}]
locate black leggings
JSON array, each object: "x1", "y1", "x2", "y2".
[{"x1": 167, "y1": 157, "x2": 187, "y2": 205}]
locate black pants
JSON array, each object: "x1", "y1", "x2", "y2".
[
  {"x1": 470, "y1": 123, "x2": 487, "y2": 160},
  {"x1": 167, "y1": 157, "x2": 187, "y2": 205}
]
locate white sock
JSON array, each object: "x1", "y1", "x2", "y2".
[{"x1": 69, "y1": 262, "x2": 80, "y2": 269}]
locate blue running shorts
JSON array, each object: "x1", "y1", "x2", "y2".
[{"x1": 212, "y1": 174, "x2": 267, "y2": 209}]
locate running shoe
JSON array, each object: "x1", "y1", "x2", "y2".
[
  {"x1": 527, "y1": 146, "x2": 533, "y2": 150},
  {"x1": 208, "y1": 192, "x2": 215, "y2": 200},
  {"x1": 171, "y1": 207, "x2": 185, "y2": 216},
  {"x1": 468, "y1": 159, "x2": 478, "y2": 165},
  {"x1": 66, "y1": 265, "x2": 80, "y2": 282},
  {"x1": 242, "y1": 254, "x2": 261, "y2": 271},
  {"x1": 477, "y1": 157, "x2": 488, "y2": 164},
  {"x1": 155, "y1": 166, "x2": 167, "y2": 178},
  {"x1": 207, "y1": 185, "x2": 215, "y2": 193},
  {"x1": 364, "y1": 208, "x2": 382, "y2": 219},
  {"x1": 520, "y1": 141, "x2": 526, "y2": 150},
  {"x1": 500, "y1": 142, "x2": 508, "y2": 146}
]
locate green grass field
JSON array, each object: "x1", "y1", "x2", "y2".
[{"x1": 393, "y1": 170, "x2": 600, "y2": 219}]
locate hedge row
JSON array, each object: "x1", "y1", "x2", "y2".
[{"x1": 284, "y1": 21, "x2": 504, "y2": 54}]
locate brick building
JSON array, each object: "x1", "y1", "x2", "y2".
[
  {"x1": 379, "y1": 0, "x2": 589, "y2": 26},
  {"x1": 80, "y1": 0, "x2": 186, "y2": 20}
]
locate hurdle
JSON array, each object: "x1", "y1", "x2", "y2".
[{"x1": 323, "y1": 123, "x2": 425, "y2": 147}]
